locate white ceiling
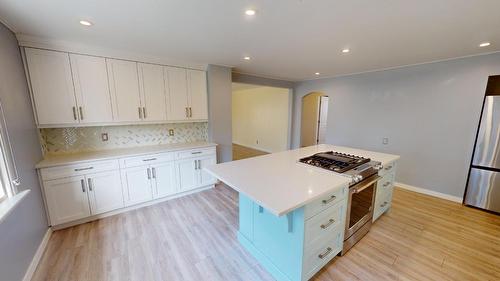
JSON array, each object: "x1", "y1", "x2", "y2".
[{"x1": 1, "y1": 0, "x2": 499, "y2": 81}]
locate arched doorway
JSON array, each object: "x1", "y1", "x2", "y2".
[{"x1": 300, "y1": 92, "x2": 329, "y2": 147}]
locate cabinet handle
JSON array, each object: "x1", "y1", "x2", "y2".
[
  {"x1": 88, "y1": 178, "x2": 93, "y2": 191},
  {"x1": 81, "y1": 179, "x2": 86, "y2": 192},
  {"x1": 318, "y1": 247, "x2": 332, "y2": 259},
  {"x1": 189, "y1": 107, "x2": 192, "y2": 118},
  {"x1": 72, "y1": 106, "x2": 78, "y2": 120},
  {"x1": 380, "y1": 202, "x2": 388, "y2": 207},
  {"x1": 320, "y1": 218, "x2": 336, "y2": 229},
  {"x1": 191, "y1": 151, "x2": 202, "y2": 155},
  {"x1": 384, "y1": 165, "x2": 393, "y2": 171},
  {"x1": 198, "y1": 160, "x2": 201, "y2": 169},
  {"x1": 383, "y1": 182, "x2": 391, "y2": 187},
  {"x1": 79, "y1": 106, "x2": 84, "y2": 120},
  {"x1": 147, "y1": 168, "x2": 151, "y2": 179},
  {"x1": 194, "y1": 160, "x2": 198, "y2": 170},
  {"x1": 185, "y1": 107, "x2": 189, "y2": 118},
  {"x1": 143, "y1": 107, "x2": 147, "y2": 119},
  {"x1": 152, "y1": 167, "x2": 156, "y2": 179},
  {"x1": 138, "y1": 107, "x2": 143, "y2": 119},
  {"x1": 322, "y1": 195, "x2": 336, "y2": 205},
  {"x1": 74, "y1": 167, "x2": 93, "y2": 172}
]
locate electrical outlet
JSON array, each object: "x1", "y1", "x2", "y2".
[
  {"x1": 101, "y1": 133, "x2": 109, "y2": 142},
  {"x1": 382, "y1": 137, "x2": 389, "y2": 145},
  {"x1": 168, "y1": 129, "x2": 174, "y2": 136}
]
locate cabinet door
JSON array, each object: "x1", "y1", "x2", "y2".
[
  {"x1": 70, "y1": 54, "x2": 113, "y2": 124},
  {"x1": 44, "y1": 176, "x2": 90, "y2": 225},
  {"x1": 187, "y1": 70, "x2": 208, "y2": 120},
  {"x1": 176, "y1": 158, "x2": 198, "y2": 191},
  {"x1": 121, "y1": 166, "x2": 153, "y2": 206},
  {"x1": 152, "y1": 162, "x2": 177, "y2": 198},
  {"x1": 198, "y1": 155, "x2": 216, "y2": 186},
  {"x1": 138, "y1": 63, "x2": 167, "y2": 121},
  {"x1": 106, "y1": 59, "x2": 142, "y2": 122},
  {"x1": 87, "y1": 170, "x2": 124, "y2": 215},
  {"x1": 25, "y1": 48, "x2": 78, "y2": 126},
  {"x1": 165, "y1": 67, "x2": 189, "y2": 121}
]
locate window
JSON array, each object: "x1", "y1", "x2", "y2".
[{"x1": 0, "y1": 100, "x2": 19, "y2": 201}]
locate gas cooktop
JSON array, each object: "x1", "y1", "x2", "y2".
[{"x1": 298, "y1": 151, "x2": 371, "y2": 173}]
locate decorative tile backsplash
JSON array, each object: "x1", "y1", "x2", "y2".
[{"x1": 40, "y1": 122, "x2": 208, "y2": 154}]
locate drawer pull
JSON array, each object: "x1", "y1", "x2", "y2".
[
  {"x1": 74, "y1": 167, "x2": 94, "y2": 172},
  {"x1": 380, "y1": 202, "x2": 388, "y2": 208},
  {"x1": 384, "y1": 165, "x2": 393, "y2": 171},
  {"x1": 318, "y1": 247, "x2": 333, "y2": 259},
  {"x1": 383, "y1": 182, "x2": 391, "y2": 187},
  {"x1": 191, "y1": 151, "x2": 202, "y2": 155},
  {"x1": 320, "y1": 218, "x2": 336, "y2": 229},
  {"x1": 142, "y1": 158, "x2": 157, "y2": 162},
  {"x1": 322, "y1": 195, "x2": 336, "y2": 205}
]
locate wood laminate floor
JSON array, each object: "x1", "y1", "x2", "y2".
[
  {"x1": 232, "y1": 144, "x2": 268, "y2": 160},
  {"x1": 32, "y1": 185, "x2": 500, "y2": 281}
]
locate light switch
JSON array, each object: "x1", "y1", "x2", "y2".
[{"x1": 382, "y1": 137, "x2": 389, "y2": 145}]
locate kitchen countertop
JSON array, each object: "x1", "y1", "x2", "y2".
[
  {"x1": 36, "y1": 142, "x2": 217, "y2": 169},
  {"x1": 205, "y1": 144, "x2": 399, "y2": 216}
]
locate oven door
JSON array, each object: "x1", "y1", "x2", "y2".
[{"x1": 344, "y1": 174, "x2": 379, "y2": 239}]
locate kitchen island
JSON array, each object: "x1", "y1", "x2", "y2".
[{"x1": 205, "y1": 144, "x2": 399, "y2": 281}]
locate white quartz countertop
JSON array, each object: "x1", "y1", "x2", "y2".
[
  {"x1": 205, "y1": 144, "x2": 399, "y2": 216},
  {"x1": 36, "y1": 142, "x2": 217, "y2": 169}
]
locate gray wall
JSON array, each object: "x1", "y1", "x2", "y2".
[
  {"x1": 207, "y1": 65, "x2": 233, "y2": 163},
  {"x1": 292, "y1": 53, "x2": 500, "y2": 198},
  {"x1": 0, "y1": 22, "x2": 48, "y2": 281}
]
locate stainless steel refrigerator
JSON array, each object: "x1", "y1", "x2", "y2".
[{"x1": 464, "y1": 76, "x2": 500, "y2": 213}]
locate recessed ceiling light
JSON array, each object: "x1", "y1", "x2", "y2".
[
  {"x1": 342, "y1": 48, "x2": 350, "y2": 53},
  {"x1": 315, "y1": 72, "x2": 320, "y2": 75},
  {"x1": 479, "y1": 42, "x2": 491, "y2": 47},
  {"x1": 79, "y1": 20, "x2": 93, "y2": 26},
  {"x1": 245, "y1": 9, "x2": 256, "y2": 16},
  {"x1": 243, "y1": 56, "x2": 251, "y2": 61}
]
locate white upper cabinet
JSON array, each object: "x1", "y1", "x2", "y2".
[
  {"x1": 106, "y1": 59, "x2": 142, "y2": 122},
  {"x1": 187, "y1": 70, "x2": 208, "y2": 120},
  {"x1": 70, "y1": 54, "x2": 114, "y2": 124},
  {"x1": 138, "y1": 63, "x2": 168, "y2": 121},
  {"x1": 166, "y1": 66, "x2": 189, "y2": 121},
  {"x1": 25, "y1": 48, "x2": 78, "y2": 126}
]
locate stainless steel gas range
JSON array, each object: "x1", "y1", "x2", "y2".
[{"x1": 299, "y1": 151, "x2": 382, "y2": 255}]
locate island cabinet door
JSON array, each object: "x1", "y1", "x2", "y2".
[{"x1": 253, "y1": 206, "x2": 305, "y2": 281}]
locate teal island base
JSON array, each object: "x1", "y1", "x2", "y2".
[{"x1": 237, "y1": 188, "x2": 348, "y2": 281}]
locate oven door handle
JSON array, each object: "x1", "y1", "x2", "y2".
[{"x1": 352, "y1": 176, "x2": 381, "y2": 194}]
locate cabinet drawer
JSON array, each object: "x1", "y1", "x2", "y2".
[
  {"x1": 40, "y1": 160, "x2": 119, "y2": 181},
  {"x1": 374, "y1": 190, "x2": 393, "y2": 221},
  {"x1": 175, "y1": 147, "x2": 216, "y2": 160},
  {"x1": 119, "y1": 152, "x2": 174, "y2": 168},
  {"x1": 304, "y1": 186, "x2": 348, "y2": 220},
  {"x1": 303, "y1": 226, "x2": 343, "y2": 280},
  {"x1": 305, "y1": 200, "x2": 345, "y2": 248},
  {"x1": 377, "y1": 171, "x2": 395, "y2": 194},
  {"x1": 379, "y1": 161, "x2": 396, "y2": 176}
]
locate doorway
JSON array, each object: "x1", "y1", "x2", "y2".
[
  {"x1": 231, "y1": 83, "x2": 292, "y2": 160},
  {"x1": 300, "y1": 92, "x2": 329, "y2": 147}
]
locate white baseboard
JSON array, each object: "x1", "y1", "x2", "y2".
[
  {"x1": 395, "y1": 182, "x2": 463, "y2": 203},
  {"x1": 22, "y1": 227, "x2": 52, "y2": 281},
  {"x1": 232, "y1": 142, "x2": 273, "y2": 154}
]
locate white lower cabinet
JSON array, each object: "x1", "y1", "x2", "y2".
[
  {"x1": 87, "y1": 171, "x2": 124, "y2": 214},
  {"x1": 121, "y1": 166, "x2": 154, "y2": 206},
  {"x1": 44, "y1": 176, "x2": 91, "y2": 225},
  {"x1": 40, "y1": 146, "x2": 217, "y2": 227}
]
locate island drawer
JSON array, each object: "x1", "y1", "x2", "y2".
[
  {"x1": 303, "y1": 226, "x2": 343, "y2": 280},
  {"x1": 304, "y1": 186, "x2": 348, "y2": 220},
  {"x1": 377, "y1": 171, "x2": 395, "y2": 194},
  {"x1": 119, "y1": 152, "x2": 174, "y2": 168},
  {"x1": 374, "y1": 189, "x2": 393, "y2": 221},
  {"x1": 304, "y1": 200, "x2": 345, "y2": 248},
  {"x1": 379, "y1": 161, "x2": 397, "y2": 176},
  {"x1": 40, "y1": 160, "x2": 119, "y2": 181}
]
